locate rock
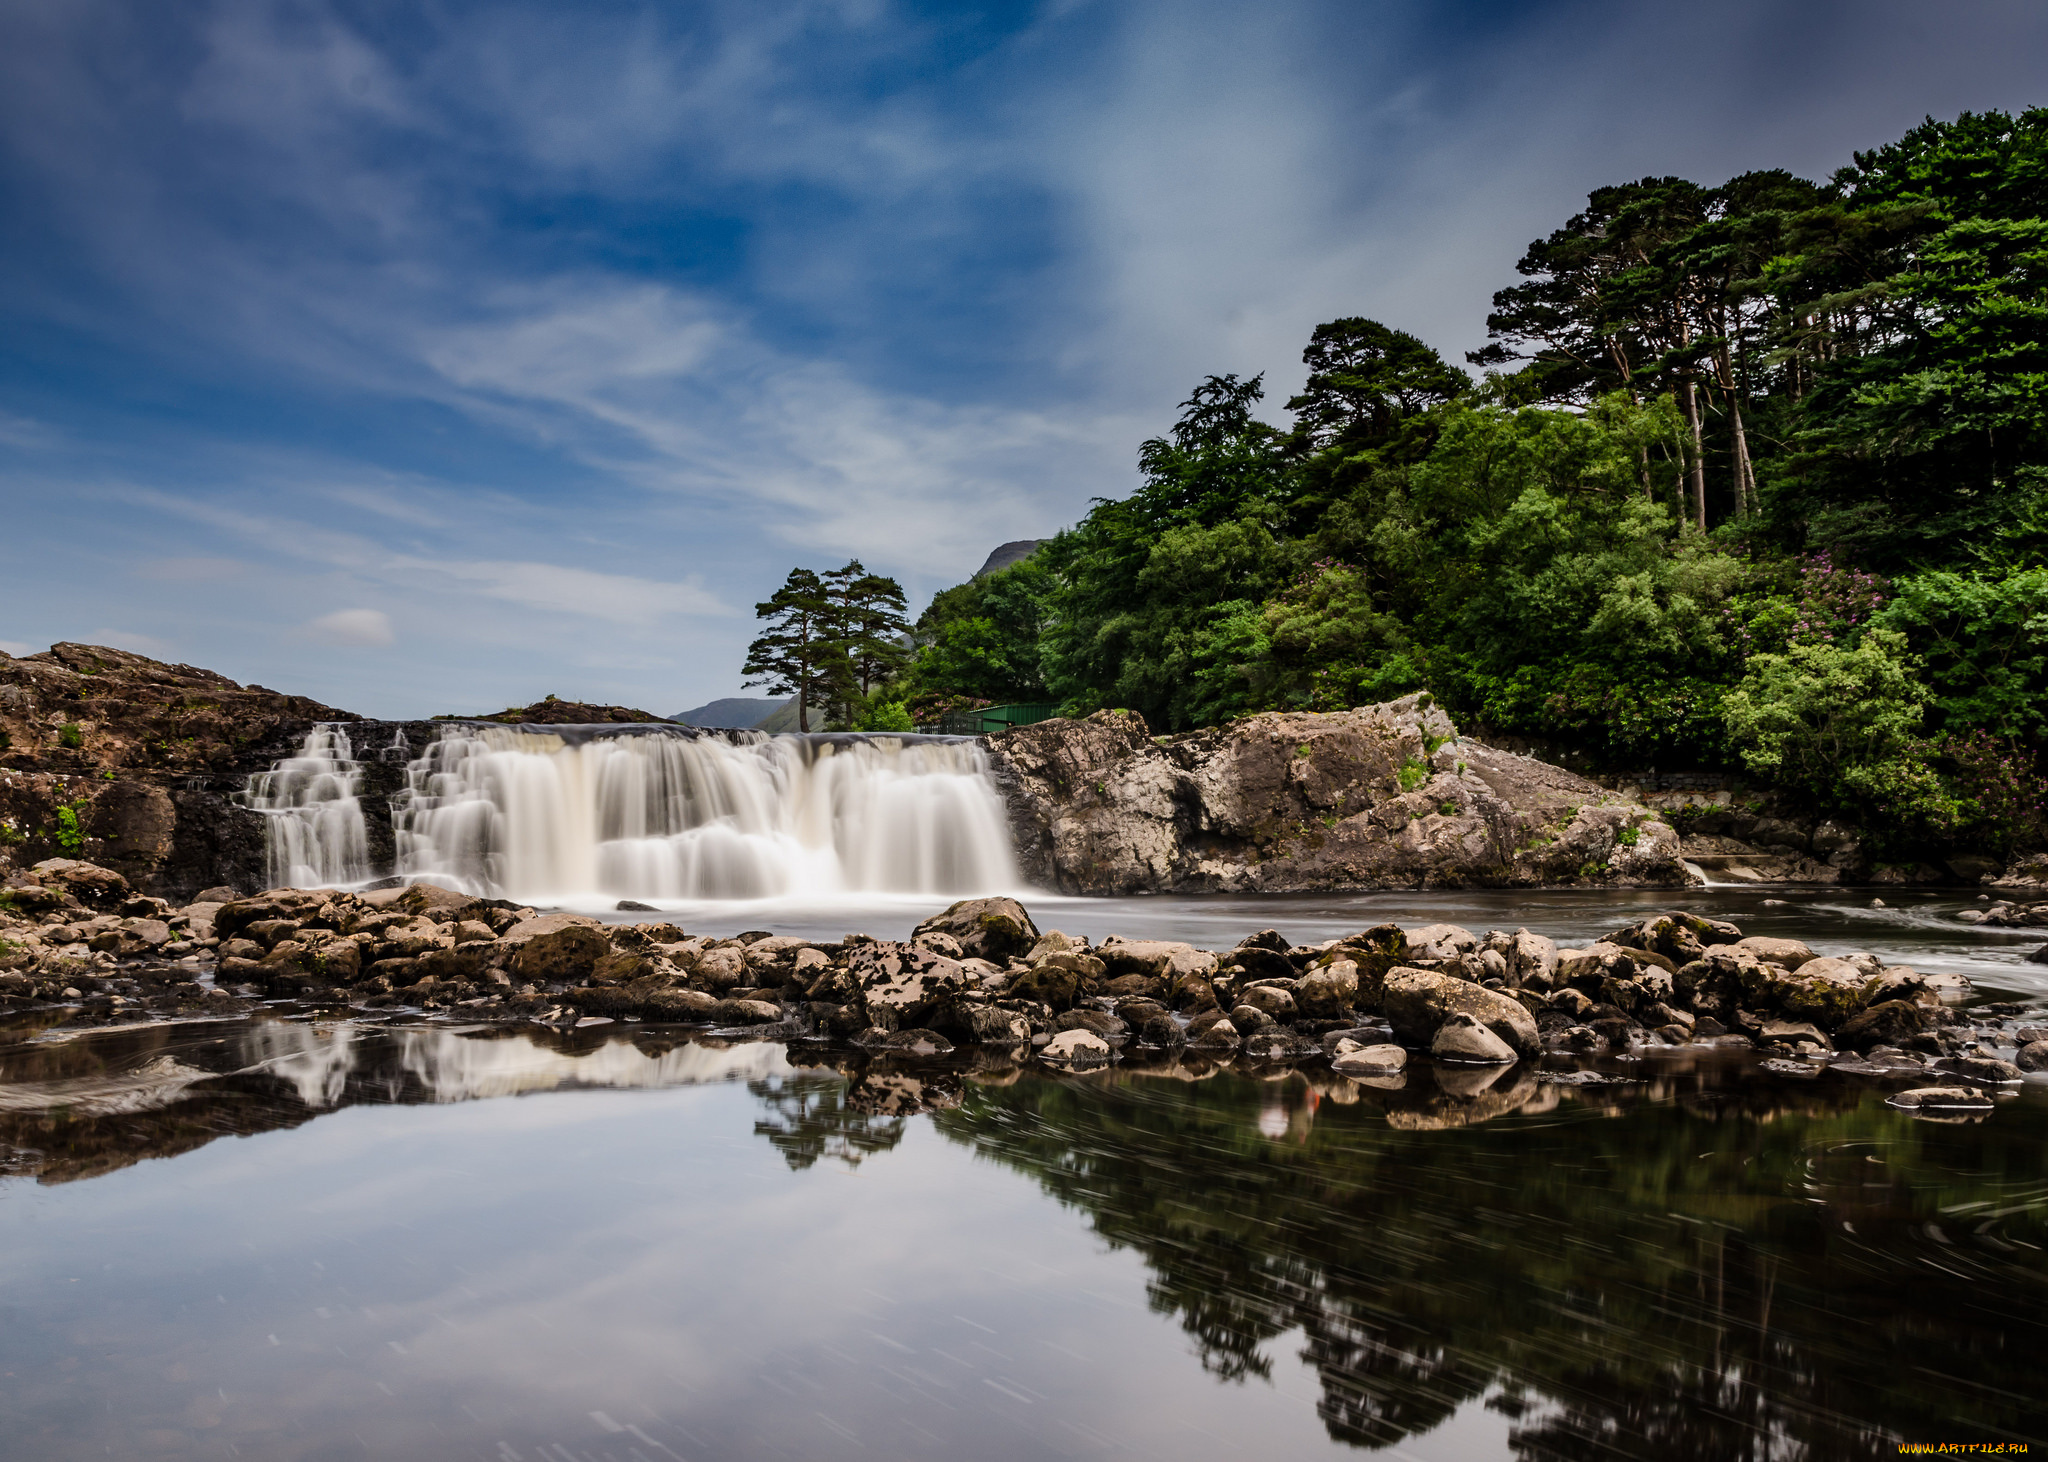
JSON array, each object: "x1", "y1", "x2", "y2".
[
  {"x1": 1229, "y1": 1002, "x2": 1277, "y2": 1033},
  {"x1": 1097, "y1": 936, "x2": 1217, "y2": 986},
  {"x1": 1505, "y1": 929, "x2": 1559, "y2": 988},
  {"x1": 911, "y1": 930, "x2": 965, "y2": 959},
  {"x1": 1039, "y1": 1029, "x2": 1113, "y2": 1067},
  {"x1": 1735, "y1": 956, "x2": 1878, "y2": 1029},
  {"x1": 1244, "y1": 1028, "x2": 1319, "y2": 1061},
  {"x1": 1187, "y1": 1015, "x2": 1241, "y2": 1050},
  {"x1": 1936, "y1": 1055, "x2": 2022, "y2": 1084},
  {"x1": 879, "y1": 1028, "x2": 954, "y2": 1056},
  {"x1": 2025, "y1": 944, "x2": 2048, "y2": 965},
  {"x1": 1760, "y1": 1058, "x2": 1823, "y2": 1078},
  {"x1": 1053, "y1": 1009, "x2": 1126, "y2": 1039},
  {"x1": 711, "y1": 998, "x2": 785, "y2": 1025},
  {"x1": 1004, "y1": 962, "x2": 1083, "y2": 1010},
  {"x1": 1602, "y1": 911, "x2": 1742, "y2": 963},
  {"x1": 1226, "y1": 944, "x2": 1296, "y2": 983},
  {"x1": 1889, "y1": 1086, "x2": 1992, "y2": 1110},
  {"x1": 1380, "y1": 967, "x2": 1541, "y2": 1056},
  {"x1": 912, "y1": 898, "x2": 1039, "y2": 962},
  {"x1": 1730, "y1": 936, "x2": 1816, "y2": 969},
  {"x1": 1759, "y1": 1019, "x2": 1831, "y2": 1050},
  {"x1": 984, "y1": 696, "x2": 1687, "y2": 894},
  {"x1": 1836, "y1": 999, "x2": 1927, "y2": 1050},
  {"x1": 616, "y1": 899, "x2": 658, "y2": 912},
  {"x1": 503, "y1": 916, "x2": 609, "y2": 984},
  {"x1": 1295, "y1": 959, "x2": 1359, "y2": 1017},
  {"x1": 847, "y1": 942, "x2": 968, "y2": 1030},
  {"x1": 1237, "y1": 984, "x2": 1298, "y2": 1020},
  {"x1": 1431, "y1": 1012, "x2": 1517, "y2": 1064},
  {"x1": 2014, "y1": 1040, "x2": 2048, "y2": 1072},
  {"x1": 1331, "y1": 1043, "x2": 1407, "y2": 1077},
  {"x1": 1403, "y1": 923, "x2": 1478, "y2": 961}
]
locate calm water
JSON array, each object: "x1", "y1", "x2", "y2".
[
  {"x1": 4, "y1": 1026, "x2": 2047, "y2": 1459},
  {"x1": 4, "y1": 888, "x2": 2046, "y2": 1460}
]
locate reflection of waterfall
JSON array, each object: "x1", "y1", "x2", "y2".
[
  {"x1": 243, "y1": 724, "x2": 369, "y2": 889},
  {"x1": 390, "y1": 727, "x2": 1019, "y2": 904}
]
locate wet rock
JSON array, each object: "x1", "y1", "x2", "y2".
[
  {"x1": 1005, "y1": 961, "x2": 1083, "y2": 1010},
  {"x1": 1934, "y1": 1055, "x2": 2022, "y2": 1084},
  {"x1": 911, "y1": 930, "x2": 965, "y2": 959},
  {"x1": 879, "y1": 1028, "x2": 954, "y2": 1056},
  {"x1": 1837, "y1": 999, "x2": 1927, "y2": 1051},
  {"x1": 912, "y1": 897, "x2": 1039, "y2": 962},
  {"x1": 615, "y1": 899, "x2": 657, "y2": 912},
  {"x1": 1735, "y1": 956, "x2": 1877, "y2": 1029},
  {"x1": 1244, "y1": 1028, "x2": 1319, "y2": 1062},
  {"x1": 1295, "y1": 959, "x2": 1359, "y2": 1017},
  {"x1": 1053, "y1": 1008, "x2": 1127, "y2": 1039},
  {"x1": 2014, "y1": 1040, "x2": 2048, "y2": 1072},
  {"x1": 1039, "y1": 1029, "x2": 1113, "y2": 1067},
  {"x1": 957, "y1": 1004, "x2": 1032, "y2": 1045},
  {"x1": 28, "y1": 858, "x2": 132, "y2": 911},
  {"x1": 1237, "y1": 984, "x2": 1298, "y2": 1020},
  {"x1": 1225, "y1": 943, "x2": 1296, "y2": 983},
  {"x1": 1730, "y1": 936, "x2": 1816, "y2": 969},
  {"x1": 1760, "y1": 1058, "x2": 1823, "y2": 1078},
  {"x1": 1759, "y1": 1018, "x2": 1831, "y2": 1049},
  {"x1": 1888, "y1": 1086, "x2": 1992, "y2": 1110},
  {"x1": 1186, "y1": 1014, "x2": 1240, "y2": 1050},
  {"x1": 689, "y1": 944, "x2": 748, "y2": 990},
  {"x1": 1602, "y1": 911, "x2": 1742, "y2": 964},
  {"x1": 1380, "y1": 967, "x2": 1540, "y2": 1056},
  {"x1": 1229, "y1": 1002, "x2": 1277, "y2": 1033},
  {"x1": 711, "y1": 998, "x2": 785, "y2": 1025},
  {"x1": 1402, "y1": 923, "x2": 1478, "y2": 962},
  {"x1": 1331, "y1": 1043, "x2": 1406, "y2": 1077},
  {"x1": 1431, "y1": 1012, "x2": 1517, "y2": 1064}
]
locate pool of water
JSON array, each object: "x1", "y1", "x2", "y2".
[{"x1": 2, "y1": 1013, "x2": 2045, "y2": 1460}]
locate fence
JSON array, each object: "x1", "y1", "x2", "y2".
[{"x1": 936, "y1": 702, "x2": 1064, "y2": 736}]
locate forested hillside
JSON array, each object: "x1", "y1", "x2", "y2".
[{"x1": 863, "y1": 110, "x2": 2048, "y2": 860}]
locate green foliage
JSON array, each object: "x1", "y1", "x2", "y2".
[
  {"x1": 1876, "y1": 566, "x2": 2048, "y2": 741},
  {"x1": 854, "y1": 699, "x2": 916, "y2": 733},
  {"x1": 744, "y1": 560, "x2": 911, "y2": 730},
  {"x1": 1722, "y1": 628, "x2": 1927, "y2": 796},
  {"x1": 1397, "y1": 759, "x2": 1428, "y2": 792},
  {"x1": 54, "y1": 799, "x2": 90, "y2": 854},
  {"x1": 57, "y1": 723, "x2": 83, "y2": 749}
]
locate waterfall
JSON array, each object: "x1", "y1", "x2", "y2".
[
  {"x1": 391, "y1": 726, "x2": 1019, "y2": 904},
  {"x1": 243, "y1": 723, "x2": 369, "y2": 889}
]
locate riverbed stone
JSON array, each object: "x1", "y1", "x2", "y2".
[
  {"x1": 1431, "y1": 1012, "x2": 1517, "y2": 1064},
  {"x1": 848, "y1": 941, "x2": 968, "y2": 1029},
  {"x1": 912, "y1": 897, "x2": 1039, "y2": 962},
  {"x1": 1889, "y1": 1086, "x2": 1993, "y2": 1110},
  {"x1": 2014, "y1": 1040, "x2": 2048, "y2": 1072},
  {"x1": 1735, "y1": 956, "x2": 1876, "y2": 1028},
  {"x1": 505, "y1": 918, "x2": 609, "y2": 984},
  {"x1": 1039, "y1": 1029, "x2": 1113, "y2": 1066},
  {"x1": 1296, "y1": 959, "x2": 1359, "y2": 1017},
  {"x1": 1731, "y1": 936, "x2": 1817, "y2": 969},
  {"x1": 1331, "y1": 1043, "x2": 1407, "y2": 1077},
  {"x1": 1380, "y1": 967, "x2": 1541, "y2": 1056},
  {"x1": 1836, "y1": 999, "x2": 1927, "y2": 1050}
]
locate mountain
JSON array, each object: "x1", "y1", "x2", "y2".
[
  {"x1": 673, "y1": 696, "x2": 790, "y2": 729},
  {"x1": 974, "y1": 539, "x2": 1044, "y2": 578}
]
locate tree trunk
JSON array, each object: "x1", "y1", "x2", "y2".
[
  {"x1": 1728, "y1": 391, "x2": 1756, "y2": 517},
  {"x1": 1681, "y1": 374, "x2": 1707, "y2": 531}
]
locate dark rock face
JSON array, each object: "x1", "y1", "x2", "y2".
[
  {"x1": 0, "y1": 643, "x2": 357, "y2": 900},
  {"x1": 985, "y1": 694, "x2": 1686, "y2": 895}
]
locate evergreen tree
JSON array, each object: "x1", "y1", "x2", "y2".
[
  {"x1": 742, "y1": 568, "x2": 846, "y2": 733},
  {"x1": 823, "y1": 560, "x2": 912, "y2": 701}
]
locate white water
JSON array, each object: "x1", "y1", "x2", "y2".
[
  {"x1": 243, "y1": 724, "x2": 370, "y2": 889},
  {"x1": 250, "y1": 722, "x2": 1020, "y2": 906}
]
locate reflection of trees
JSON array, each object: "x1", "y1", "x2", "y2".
[
  {"x1": 933, "y1": 1069, "x2": 2048, "y2": 1456},
  {"x1": 750, "y1": 1074, "x2": 907, "y2": 1171}
]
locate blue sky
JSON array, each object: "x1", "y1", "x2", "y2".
[{"x1": 1, "y1": 0, "x2": 2043, "y2": 718}]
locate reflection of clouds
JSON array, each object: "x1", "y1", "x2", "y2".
[
  {"x1": 391, "y1": 1029, "x2": 791, "y2": 1102},
  {"x1": 241, "y1": 1021, "x2": 360, "y2": 1108}
]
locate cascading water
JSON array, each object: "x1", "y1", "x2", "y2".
[
  {"x1": 243, "y1": 724, "x2": 370, "y2": 889},
  {"x1": 389, "y1": 726, "x2": 1019, "y2": 904}
]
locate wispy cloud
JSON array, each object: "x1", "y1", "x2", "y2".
[{"x1": 301, "y1": 608, "x2": 394, "y2": 647}]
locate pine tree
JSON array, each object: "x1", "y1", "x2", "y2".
[
  {"x1": 823, "y1": 560, "x2": 912, "y2": 702},
  {"x1": 742, "y1": 568, "x2": 845, "y2": 733}
]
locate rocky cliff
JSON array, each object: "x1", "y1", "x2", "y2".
[
  {"x1": 984, "y1": 694, "x2": 1687, "y2": 894},
  {"x1": 0, "y1": 644, "x2": 358, "y2": 900}
]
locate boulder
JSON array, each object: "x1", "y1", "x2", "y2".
[
  {"x1": 1237, "y1": 984, "x2": 1298, "y2": 1020},
  {"x1": 985, "y1": 697, "x2": 1688, "y2": 894},
  {"x1": 1296, "y1": 959, "x2": 1360, "y2": 1017},
  {"x1": 1735, "y1": 956, "x2": 1877, "y2": 1028},
  {"x1": 958, "y1": 1004, "x2": 1032, "y2": 1045},
  {"x1": 1836, "y1": 999, "x2": 1927, "y2": 1050},
  {"x1": 1730, "y1": 936, "x2": 1817, "y2": 969},
  {"x1": 1096, "y1": 936, "x2": 1217, "y2": 985},
  {"x1": 847, "y1": 942, "x2": 969, "y2": 1030},
  {"x1": 1331, "y1": 1043, "x2": 1407, "y2": 1077},
  {"x1": 501, "y1": 914, "x2": 608, "y2": 984},
  {"x1": 28, "y1": 858, "x2": 132, "y2": 911},
  {"x1": 1040, "y1": 1029, "x2": 1113, "y2": 1067},
  {"x1": 1379, "y1": 968, "x2": 1541, "y2": 1056},
  {"x1": 912, "y1": 898, "x2": 1039, "y2": 962},
  {"x1": 1888, "y1": 1086, "x2": 1992, "y2": 1110},
  {"x1": 2015, "y1": 1040, "x2": 2048, "y2": 1073},
  {"x1": 1602, "y1": 911, "x2": 1742, "y2": 964},
  {"x1": 1431, "y1": 1012, "x2": 1517, "y2": 1064}
]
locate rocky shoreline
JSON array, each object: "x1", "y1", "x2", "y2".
[{"x1": 6, "y1": 858, "x2": 2045, "y2": 1112}]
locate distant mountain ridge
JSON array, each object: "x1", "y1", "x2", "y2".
[
  {"x1": 672, "y1": 696, "x2": 789, "y2": 729},
  {"x1": 975, "y1": 539, "x2": 1044, "y2": 577}
]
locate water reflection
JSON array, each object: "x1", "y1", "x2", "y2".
[
  {"x1": 1, "y1": 1021, "x2": 2044, "y2": 1457},
  {"x1": 936, "y1": 1064, "x2": 2048, "y2": 1455}
]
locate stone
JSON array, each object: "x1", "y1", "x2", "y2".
[
  {"x1": 1243, "y1": 1029, "x2": 1318, "y2": 1062},
  {"x1": 711, "y1": 998, "x2": 785, "y2": 1025},
  {"x1": 1402, "y1": 923, "x2": 1478, "y2": 961},
  {"x1": 880, "y1": 1028, "x2": 954, "y2": 1056},
  {"x1": 911, "y1": 930, "x2": 965, "y2": 959},
  {"x1": 616, "y1": 899, "x2": 658, "y2": 912},
  {"x1": 1004, "y1": 961, "x2": 1083, "y2": 1010},
  {"x1": 912, "y1": 897, "x2": 1039, "y2": 962},
  {"x1": 1836, "y1": 999, "x2": 1927, "y2": 1050},
  {"x1": 847, "y1": 942, "x2": 968, "y2": 1030},
  {"x1": 1229, "y1": 1002, "x2": 1277, "y2": 1033},
  {"x1": 1227, "y1": 945, "x2": 1296, "y2": 982},
  {"x1": 1039, "y1": 1029, "x2": 1113, "y2": 1066},
  {"x1": 1431, "y1": 1012, "x2": 1517, "y2": 1064},
  {"x1": 1759, "y1": 1019, "x2": 1831, "y2": 1049},
  {"x1": 1331, "y1": 1043, "x2": 1407, "y2": 1077},
  {"x1": 28, "y1": 858, "x2": 133, "y2": 910},
  {"x1": 984, "y1": 696, "x2": 1687, "y2": 894},
  {"x1": 1735, "y1": 956, "x2": 1877, "y2": 1028},
  {"x1": 1136, "y1": 1013, "x2": 1183, "y2": 1047},
  {"x1": 505, "y1": 918, "x2": 609, "y2": 984},
  {"x1": 1237, "y1": 984, "x2": 1298, "y2": 1020},
  {"x1": 1381, "y1": 967, "x2": 1541, "y2": 1056},
  {"x1": 1186, "y1": 1015, "x2": 1241, "y2": 1050},
  {"x1": 1295, "y1": 959, "x2": 1359, "y2": 1016},
  {"x1": 1730, "y1": 936, "x2": 1816, "y2": 969},
  {"x1": 2015, "y1": 1040, "x2": 2048, "y2": 1072},
  {"x1": 1888, "y1": 1086, "x2": 1992, "y2": 1110},
  {"x1": 1937, "y1": 1055, "x2": 2022, "y2": 1084},
  {"x1": 959, "y1": 1004, "x2": 1033, "y2": 1044}
]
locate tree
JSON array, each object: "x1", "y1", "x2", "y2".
[
  {"x1": 742, "y1": 568, "x2": 847, "y2": 733},
  {"x1": 823, "y1": 560, "x2": 912, "y2": 700},
  {"x1": 1285, "y1": 318, "x2": 1469, "y2": 453}
]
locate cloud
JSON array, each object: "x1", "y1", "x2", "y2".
[
  {"x1": 302, "y1": 608, "x2": 394, "y2": 647},
  {"x1": 391, "y1": 559, "x2": 732, "y2": 624},
  {"x1": 88, "y1": 627, "x2": 174, "y2": 655},
  {"x1": 0, "y1": 640, "x2": 34, "y2": 657}
]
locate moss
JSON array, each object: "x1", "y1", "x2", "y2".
[
  {"x1": 57, "y1": 723, "x2": 83, "y2": 749},
  {"x1": 1616, "y1": 825, "x2": 1641, "y2": 847}
]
